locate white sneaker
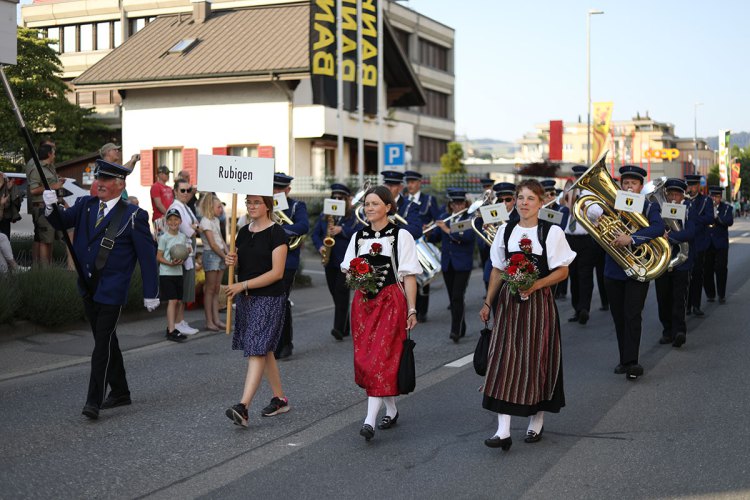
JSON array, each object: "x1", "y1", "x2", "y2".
[{"x1": 176, "y1": 321, "x2": 199, "y2": 335}]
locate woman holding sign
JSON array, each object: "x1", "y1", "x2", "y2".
[
  {"x1": 224, "y1": 194, "x2": 290, "y2": 427},
  {"x1": 479, "y1": 180, "x2": 575, "y2": 450}
]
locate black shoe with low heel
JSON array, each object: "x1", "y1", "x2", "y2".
[
  {"x1": 377, "y1": 412, "x2": 399, "y2": 430},
  {"x1": 360, "y1": 424, "x2": 374, "y2": 441},
  {"x1": 524, "y1": 427, "x2": 544, "y2": 443},
  {"x1": 658, "y1": 335, "x2": 674, "y2": 345},
  {"x1": 484, "y1": 435, "x2": 512, "y2": 451}
]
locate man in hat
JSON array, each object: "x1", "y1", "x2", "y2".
[
  {"x1": 273, "y1": 173, "x2": 310, "y2": 359},
  {"x1": 603, "y1": 165, "x2": 664, "y2": 380},
  {"x1": 26, "y1": 142, "x2": 65, "y2": 266},
  {"x1": 43, "y1": 159, "x2": 159, "y2": 420},
  {"x1": 89, "y1": 143, "x2": 140, "y2": 200},
  {"x1": 683, "y1": 174, "x2": 715, "y2": 316},
  {"x1": 404, "y1": 170, "x2": 440, "y2": 322},
  {"x1": 149, "y1": 165, "x2": 173, "y2": 236},
  {"x1": 703, "y1": 186, "x2": 734, "y2": 304},
  {"x1": 431, "y1": 189, "x2": 476, "y2": 342},
  {"x1": 655, "y1": 179, "x2": 696, "y2": 348},
  {"x1": 541, "y1": 180, "x2": 573, "y2": 299},
  {"x1": 311, "y1": 183, "x2": 363, "y2": 340},
  {"x1": 381, "y1": 170, "x2": 422, "y2": 239}
]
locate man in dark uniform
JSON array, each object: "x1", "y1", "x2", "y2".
[
  {"x1": 541, "y1": 180, "x2": 572, "y2": 300},
  {"x1": 44, "y1": 159, "x2": 159, "y2": 420},
  {"x1": 684, "y1": 174, "x2": 714, "y2": 316},
  {"x1": 603, "y1": 165, "x2": 664, "y2": 380},
  {"x1": 655, "y1": 179, "x2": 695, "y2": 348},
  {"x1": 480, "y1": 182, "x2": 517, "y2": 310},
  {"x1": 273, "y1": 173, "x2": 309, "y2": 359},
  {"x1": 703, "y1": 186, "x2": 734, "y2": 304},
  {"x1": 311, "y1": 183, "x2": 363, "y2": 340},
  {"x1": 403, "y1": 170, "x2": 440, "y2": 322},
  {"x1": 381, "y1": 170, "x2": 422, "y2": 239},
  {"x1": 431, "y1": 189, "x2": 476, "y2": 342}
]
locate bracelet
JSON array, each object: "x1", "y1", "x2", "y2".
[
  {"x1": 408, "y1": 308, "x2": 417, "y2": 314},
  {"x1": 483, "y1": 302, "x2": 491, "y2": 308},
  {"x1": 243, "y1": 280, "x2": 248, "y2": 291},
  {"x1": 408, "y1": 312, "x2": 416, "y2": 318}
]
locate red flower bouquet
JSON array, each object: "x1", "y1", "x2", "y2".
[
  {"x1": 501, "y1": 237, "x2": 539, "y2": 300},
  {"x1": 369, "y1": 242, "x2": 383, "y2": 256},
  {"x1": 345, "y1": 257, "x2": 382, "y2": 295}
]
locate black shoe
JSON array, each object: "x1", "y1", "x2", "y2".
[
  {"x1": 686, "y1": 308, "x2": 692, "y2": 316},
  {"x1": 377, "y1": 412, "x2": 399, "y2": 430},
  {"x1": 658, "y1": 335, "x2": 674, "y2": 345},
  {"x1": 82, "y1": 404, "x2": 99, "y2": 420},
  {"x1": 613, "y1": 364, "x2": 627, "y2": 374},
  {"x1": 449, "y1": 332, "x2": 460, "y2": 343},
  {"x1": 672, "y1": 333, "x2": 686, "y2": 348},
  {"x1": 276, "y1": 345, "x2": 293, "y2": 359},
  {"x1": 524, "y1": 427, "x2": 544, "y2": 443},
  {"x1": 568, "y1": 314, "x2": 580, "y2": 323},
  {"x1": 417, "y1": 314, "x2": 427, "y2": 323},
  {"x1": 578, "y1": 310, "x2": 589, "y2": 325},
  {"x1": 484, "y1": 435, "x2": 512, "y2": 451},
  {"x1": 719, "y1": 297, "x2": 726, "y2": 304},
  {"x1": 599, "y1": 304, "x2": 609, "y2": 311},
  {"x1": 706, "y1": 297, "x2": 716, "y2": 303},
  {"x1": 166, "y1": 329, "x2": 187, "y2": 342},
  {"x1": 330, "y1": 329, "x2": 343, "y2": 341},
  {"x1": 360, "y1": 424, "x2": 375, "y2": 441},
  {"x1": 101, "y1": 393, "x2": 132, "y2": 409},
  {"x1": 692, "y1": 307, "x2": 705, "y2": 317},
  {"x1": 226, "y1": 403, "x2": 248, "y2": 427},
  {"x1": 626, "y1": 364, "x2": 644, "y2": 380}
]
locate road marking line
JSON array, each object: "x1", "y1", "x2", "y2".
[
  {"x1": 445, "y1": 353, "x2": 473, "y2": 368},
  {"x1": 742, "y1": 232, "x2": 750, "y2": 237}
]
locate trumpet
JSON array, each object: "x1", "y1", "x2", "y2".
[{"x1": 274, "y1": 210, "x2": 304, "y2": 250}]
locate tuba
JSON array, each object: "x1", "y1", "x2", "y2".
[
  {"x1": 569, "y1": 151, "x2": 671, "y2": 282},
  {"x1": 643, "y1": 177, "x2": 689, "y2": 271},
  {"x1": 471, "y1": 189, "x2": 501, "y2": 246}
]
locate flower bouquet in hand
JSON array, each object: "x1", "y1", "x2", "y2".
[
  {"x1": 501, "y1": 238, "x2": 539, "y2": 301},
  {"x1": 345, "y1": 257, "x2": 381, "y2": 297}
]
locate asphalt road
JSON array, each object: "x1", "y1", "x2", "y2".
[{"x1": 2, "y1": 221, "x2": 750, "y2": 499}]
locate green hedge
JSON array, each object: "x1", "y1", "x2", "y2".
[
  {"x1": 0, "y1": 274, "x2": 20, "y2": 324},
  {"x1": 15, "y1": 266, "x2": 85, "y2": 326}
]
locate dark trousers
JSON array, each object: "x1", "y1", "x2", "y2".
[
  {"x1": 555, "y1": 275, "x2": 568, "y2": 297},
  {"x1": 416, "y1": 284, "x2": 430, "y2": 318},
  {"x1": 703, "y1": 246, "x2": 729, "y2": 299},
  {"x1": 567, "y1": 235, "x2": 596, "y2": 314},
  {"x1": 325, "y1": 266, "x2": 351, "y2": 335},
  {"x1": 275, "y1": 269, "x2": 296, "y2": 356},
  {"x1": 655, "y1": 269, "x2": 690, "y2": 338},
  {"x1": 593, "y1": 243, "x2": 609, "y2": 308},
  {"x1": 605, "y1": 278, "x2": 650, "y2": 366},
  {"x1": 443, "y1": 265, "x2": 470, "y2": 336},
  {"x1": 688, "y1": 251, "x2": 706, "y2": 309},
  {"x1": 83, "y1": 298, "x2": 128, "y2": 407},
  {"x1": 0, "y1": 219, "x2": 10, "y2": 239}
]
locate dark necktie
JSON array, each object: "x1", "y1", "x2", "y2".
[{"x1": 95, "y1": 202, "x2": 106, "y2": 227}]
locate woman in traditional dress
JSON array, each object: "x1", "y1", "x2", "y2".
[
  {"x1": 341, "y1": 186, "x2": 420, "y2": 441},
  {"x1": 223, "y1": 194, "x2": 290, "y2": 427},
  {"x1": 479, "y1": 179, "x2": 576, "y2": 450}
]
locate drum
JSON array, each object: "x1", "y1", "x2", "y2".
[{"x1": 414, "y1": 236, "x2": 441, "y2": 289}]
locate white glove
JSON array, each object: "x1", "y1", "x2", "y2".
[
  {"x1": 144, "y1": 298, "x2": 160, "y2": 312},
  {"x1": 42, "y1": 190, "x2": 58, "y2": 207}
]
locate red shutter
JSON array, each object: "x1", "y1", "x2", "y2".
[
  {"x1": 182, "y1": 148, "x2": 198, "y2": 183},
  {"x1": 140, "y1": 149, "x2": 153, "y2": 186},
  {"x1": 212, "y1": 147, "x2": 228, "y2": 155},
  {"x1": 258, "y1": 145, "x2": 275, "y2": 158}
]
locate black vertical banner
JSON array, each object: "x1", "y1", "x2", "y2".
[
  {"x1": 360, "y1": 0, "x2": 378, "y2": 115},
  {"x1": 310, "y1": 0, "x2": 338, "y2": 109}
]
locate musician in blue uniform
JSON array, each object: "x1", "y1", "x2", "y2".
[
  {"x1": 44, "y1": 159, "x2": 159, "y2": 420},
  {"x1": 311, "y1": 183, "x2": 363, "y2": 340},
  {"x1": 481, "y1": 182, "x2": 517, "y2": 310},
  {"x1": 431, "y1": 189, "x2": 476, "y2": 342},
  {"x1": 655, "y1": 179, "x2": 696, "y2": 348},
  {"x1": 381, "y1": 170, "x2": 422, "y2": 240},
  {"x1": 703, "y1": 186, "x2": 734, "y2": 304},
  {"x1": 603, "y1": 165, "x2": 664, "y2": 380},
  {"x1": 476, "y1": 177, "x2": 496, "y2": 273},
  {"x1": 404, "y1": 170, "x2": 440, "y2": 322},
  {"x1": 273, "y1": 173, "x2": 309, "y2": 359},
  {"x1": 684, "y1": 174, "x2": 715, "y2": 316},
  {"x1": 541, "y1": 180, "x2": 571, "y2": 300}
]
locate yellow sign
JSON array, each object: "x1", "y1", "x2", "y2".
[
  {"x1": 592, "y1": 101, "x2": 613, "y2": 161},
  {"x1": 644, "y1": 149, "x2": 680, "y2": 161},
  {"x1": 625, "y1": 198, "x2": 633, "y2": 207}
]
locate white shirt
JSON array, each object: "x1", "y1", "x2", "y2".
[
  {"x1": 96, "y1": 197, "x2": 120, "y2": 219},
  {"x1": 341, "y1": 227, "x2": 422, "y2": 280},
  {"x1": 490, "y1": 223, "x2": 576, "y2": 271},
  {"x1": 565, "y1": 189, "x2": 604, "y2": 235}
]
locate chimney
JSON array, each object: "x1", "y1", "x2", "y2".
[{"x1": 192, "y1": 0, "x2": 212, "y2": 23}]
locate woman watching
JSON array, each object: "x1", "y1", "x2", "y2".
[
  {"x1": 224, "y1": 194, "x2": 290, "y2": 427},
  {"x1": 198, "y1": 193, "x2": 228, "y2": 331},
  {"x1": 341, "y1": 186, "x2": 421, "y2": 441},
  {"x1": 479, "y1": 179, "x2": 576, "y2": 451}
]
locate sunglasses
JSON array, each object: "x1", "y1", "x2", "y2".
[
  {"x1": 178, "y1": 188, "x2": 192, "y2": 193},
  {"x1": 500, "y1": 197, "x2": 514, "y2": 203},
  {"x1": 331, "y1": 195, "x2": 347, "y2": 200}
]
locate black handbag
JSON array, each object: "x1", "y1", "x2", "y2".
[
  {"x1": 473, "y1": 322, "x2": 492, "y2": 376},
  {"x1": 397, "y1": 329, "x2": 416, "y2": 394}
]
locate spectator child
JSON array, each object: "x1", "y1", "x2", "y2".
[{"x1": 157, "y1": 208, "x2": 191, "y2": 342}]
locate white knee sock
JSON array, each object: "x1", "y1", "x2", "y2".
[
  {"x1": 495, "y1": 413, "x2": 511, "y2": 439},
  {"x1": 383, "y1": 396, "x2": 397, "y2": 418},
  {"x1": 527, "y1": 412, "x2": 544, "y2": 434},
  {"x1": 364, "y1": 397, "x2": 383, "y2": 428}
]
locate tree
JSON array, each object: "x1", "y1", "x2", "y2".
[
  {"x1": 439, "y1": 142, "x2": 466, "y2": 174},
  {"x1": 0, "y1": 27, "x2": 110, "y2": 171}
]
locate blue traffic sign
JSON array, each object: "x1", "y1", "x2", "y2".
[{"x1": 383, "y1": 143, "x2": 405, "y2": 168}]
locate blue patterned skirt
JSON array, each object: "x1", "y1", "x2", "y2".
[{"x1": 232, "y1": 294, "x2": 286, "y2": 356}]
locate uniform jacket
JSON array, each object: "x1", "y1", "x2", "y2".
[
  {"x1": 547, "y1": 203, "x2": 570, "y2": 232},
  {"x1": 409, "y1": 192, "x2": 440, "y2": 226},
  {"x1": 311, "y1": 212, "x2": 363, "y2": 269},
  {"x1": 688, "y1": 193, "x2": 715, "y2": 253},
  {"x1": 49, "y1": 195, "x2": 158, "y2": 305},
  {"x1": 666, "y1": 200, "x2": 696, "y2": 272},
  {"x1": 396, "y1": 196, "x2": 423, "y2": 240},
  {"x1": 708, "y1": 202, "x2": 734, "y2": 250},
  {"x1": 604, "y1": 200, "x2": 665, "y2": 281},
  {"x1": 280, "y1": 198, "x2": 309, "y2": 271},
  {"x1": 430, "y1": 211, "x2": 476, "y2": 272}
]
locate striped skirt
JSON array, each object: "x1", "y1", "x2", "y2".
[{"x1": 482, "y1": 283, "x2": 565, "y2": 417}]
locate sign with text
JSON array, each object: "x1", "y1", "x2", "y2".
[
  {"x1": 450, "y1": 220, "x2": 473, "y2": 234},
  {"x1": 197, "y1": 155, "x2": 274, "y2": 195},
  {"x1": 539, "y1": 208, "x2": 564, "y2": 225},
  {"x1": 661, "y1": 202, "x2": 686, "y2": 223},
  {"x1": 479, "y1": 203, "x2": 509, "y2": 224},
  {"x1": 0, "y1": 0, "x2": 17, "y2": 66},
  {"x1": 614, "y1": 190, "x2": 645, "y2": 214},
  {"x1": 273, "y1": 192, "x2": 289, "y2": 212},
  {"x1": 323, "y1": 198, "x2": 346, "y2": 216}
]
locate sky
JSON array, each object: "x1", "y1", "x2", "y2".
[{"x1": 16, "y1": 0, "x2": 749, "y2": 142}]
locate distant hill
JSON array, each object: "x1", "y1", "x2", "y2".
[
  {"x1": 705, "y1": 131, "x2": 750, "y2": 150},
  {"x1": 458, "y1": 136, "x2": 518, "y2": 159}
]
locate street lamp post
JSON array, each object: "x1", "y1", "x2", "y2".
[
  {"x1": 586, "y1": 9, "x2": 604, "y2": 165},
  {"x1": 693, "y1": 102, "x2": 703, "y2": 175}
]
